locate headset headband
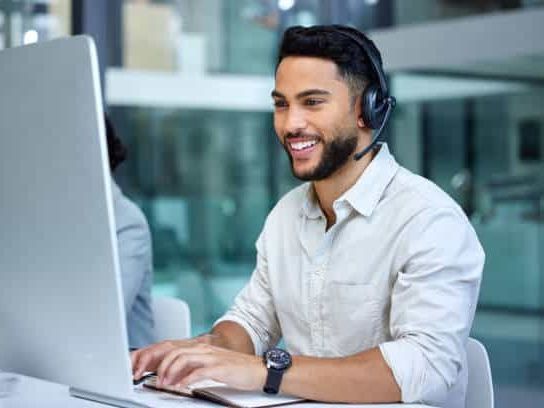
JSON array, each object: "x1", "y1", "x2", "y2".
[{"x1": 332, "y1": 28, "x2": 388, "y2": 96}]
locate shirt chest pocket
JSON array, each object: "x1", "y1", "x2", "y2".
[{"x1": 324, "y1": 282, "x2": 386, "y2": 356}]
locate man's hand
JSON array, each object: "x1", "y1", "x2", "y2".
[
  {"x1": 131, "y1": 340, "x2": 266, "y2": 391},
  {"x1": 132, "y1": 334, "x2": 216, "y2": 380},
  {"x1": 132, "y1": 322, "x2": 259, "y2": 389},
  {"x1": 154, "y1": 343, "x2": 266, "y2": 390},
  {"x1": 131, "y1": 339, "x2": 188, "y2": 381}
]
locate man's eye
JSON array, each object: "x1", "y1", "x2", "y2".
[
  {"x1": 305, "y1": 99, "x2": 322, "y2": 106},
  {"x1": 273, "y1": 100, "x2": 287, "y2": 108}
]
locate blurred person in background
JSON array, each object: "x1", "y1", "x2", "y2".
[{"x1": 106, "y1": 115, "x2": 154, "y2": 349}]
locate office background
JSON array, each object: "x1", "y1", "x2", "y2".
[{"x1": 1, "y1": 0, "x2": 543, "y2": 406}]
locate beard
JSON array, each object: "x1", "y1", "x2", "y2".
[{"x1": 283, "y1": 126, "x2": 359, "y2": 181}]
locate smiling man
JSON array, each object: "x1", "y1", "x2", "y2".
[{"x1": 132, "y1": 25, "x2": 484, "y2": 408}]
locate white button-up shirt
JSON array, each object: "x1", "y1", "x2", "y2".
[{"x1": 215, "y1": 144, "x2": 484, "y2": 408}]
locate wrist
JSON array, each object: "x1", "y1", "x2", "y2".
[
  {"x1": 194, "y1": 333, "x2": 224, "y2": 347},
  {"x1": 262, "y1": 348, "x2": 292, "y2": 394},
  {"x1": 254, "y1": 355, "x2": 268, "y2": 391}
]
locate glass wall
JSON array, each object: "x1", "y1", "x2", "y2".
[
  {"x1": 391, "y1": 78, "x2": 544, "y2": 397},
  {"x1": 288, "y1": 0, "x2": 544, "y2": 31},
  {"x1": 121, "y1": 0, "x2": 278, "y2": 75},
  {"x1": 109, "y1": 0, "x2": 300, "y2": 336},
  {"x1": 110, "y1": 107, "x2": 288, "y2": 333},
  {"x1": 392, "y1": 0, "x2": 544, "y2": 27},
  {"x1": 0, "y1": 0, "x2": 71, "y2": 49}
]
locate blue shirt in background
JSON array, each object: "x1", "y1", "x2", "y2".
[{"x1": 112, "y1": 180, "x2": 154, "y2": 349}]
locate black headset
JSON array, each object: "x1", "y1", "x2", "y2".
[{"x1": 332, "y1": 27, "x2": 396, "y2": 161}]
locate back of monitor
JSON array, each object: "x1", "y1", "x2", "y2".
[{"x1": 0, "y1": 36, "x2": 133, "y2": 398}]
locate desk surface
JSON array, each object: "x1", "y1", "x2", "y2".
[{"x1": 0, "y1": 373, "x2": 435, "y2": 408}]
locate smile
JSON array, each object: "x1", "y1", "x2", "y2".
[{"x1": 289, "y1": 139, "x2": 318, "y2": 151}]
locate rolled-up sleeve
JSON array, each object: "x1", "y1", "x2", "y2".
[
  {"x1": 379, "y1": 207, "x2": 484, "y2": 405},
  {"x1": 214, "y1": 231, "x2": 281, "y2": 356}
]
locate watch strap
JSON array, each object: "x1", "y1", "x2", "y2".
[{"x1": 263, "y1": 367, "x2": 284, "y2": 394}]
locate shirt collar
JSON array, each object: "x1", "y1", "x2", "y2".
[
  {"x1": 301, "y1": 183, "x2": 323, "y2": 219},
  {"x1": 300, "y1": 143, "x2": 399, "y2": 219}
]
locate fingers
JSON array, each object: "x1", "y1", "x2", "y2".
[
  {"x1": 132, "y1": 341, "x2": 179, "y2": 379},
  {"x1": 132, "y1": 347, "x2": 160, "y2": 380},
  {"x1": 179, "y1": 366, "x2": 220, "y2": 387},
  {"x1": 156, "y1": 347, "x2": 190, "y2": 382},
  {"x1": 156, "y1": 343, "x2": 215, "y2": 379},
  {"x1": 130, "y1": 350, "x2": 139, "y2": 370},
  {"x1": 156, "y1": 347, "x2": 190, "y2": 381},
  {"x1": 159, "y1": 353, "x2": 216, "y2": 387},
  {"x1": 132, "y1": 341, "x2": 227, "y2": 386}
]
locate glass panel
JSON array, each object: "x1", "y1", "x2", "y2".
[
  {"x1": 342, "y1": 0, "x2": 544, "y2": 29},
  {"x1": 114, "y1": 0, "x2": 306, "y2": 334},
  {"x1": 122, "y1": 0, "x2": 278, "y2": 75},
  {"x1": 391, "y1": 74, "x2": 544, "y2": 393},
  {"x1": 0, "y1": 0, "x2": 71, "y2": 49},
  {"x1": 110, "y1": 106, "x2": 297, "y2": 334},
  {"x1": 393, "y1": 0, "x2": 544, "y2": 26}
]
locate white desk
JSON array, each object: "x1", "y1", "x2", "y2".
[{"x1": 0, "y1": 373, "x2": 435, "y2": 408}]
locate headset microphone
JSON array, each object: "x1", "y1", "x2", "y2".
[{"x1": 353, "y1": 95, "x2": 396, "y2": 161}]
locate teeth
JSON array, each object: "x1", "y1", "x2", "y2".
[{"x1": 290, "y1": 140, "x2": 317, "y2": 151}]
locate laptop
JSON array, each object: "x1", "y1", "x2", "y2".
[{"x1": 0, "y1": 36, "x2": 176, "y2": 408}]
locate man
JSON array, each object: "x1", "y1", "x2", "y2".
[
  {"x1": 106, "y1": 116, "x2": 155, "y2": 349},
  {"x1": 132, "y1": 25, "x2": 484, "y2": 407}
]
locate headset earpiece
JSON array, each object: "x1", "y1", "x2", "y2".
[
  {"x1": 361, "y1": 83, "x2": 382, "y2": 130},
  {"x1": 331, "y1": 26, "x2": 396, "y2": 160}
]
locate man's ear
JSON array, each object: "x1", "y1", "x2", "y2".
[
  {"x1": 357, "y1": 115, "x2": 366, "y2": 128},
  {"x1": 354, "y1": 95, "x2": 366, "y2": 129}
]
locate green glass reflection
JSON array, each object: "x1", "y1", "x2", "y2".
[{"x1": 111, "y1": 107, "x2": 299, "y2": 333}]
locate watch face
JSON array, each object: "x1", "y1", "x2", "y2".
[{"x1": 265, "y1": 348, "x2": 292, "y2": 370}]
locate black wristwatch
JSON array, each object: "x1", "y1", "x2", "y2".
[{"x1": 262, "y1": 348, "x2": 292, "y2": 394}]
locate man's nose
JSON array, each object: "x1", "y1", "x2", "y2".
[{"x1": 283, "y1": 108, "x2": 308, "y2": 134}]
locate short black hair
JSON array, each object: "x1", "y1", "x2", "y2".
[
  {"x1": 104, "y1": 114, "x2": 127, "y2": 171},
  {"x1": 276, "y1": 25, "x2": 383, "y2": 104}
]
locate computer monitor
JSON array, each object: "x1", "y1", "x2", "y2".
[{"x1": 0, "y1": 36, "x2": 153, "y2": 407}]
